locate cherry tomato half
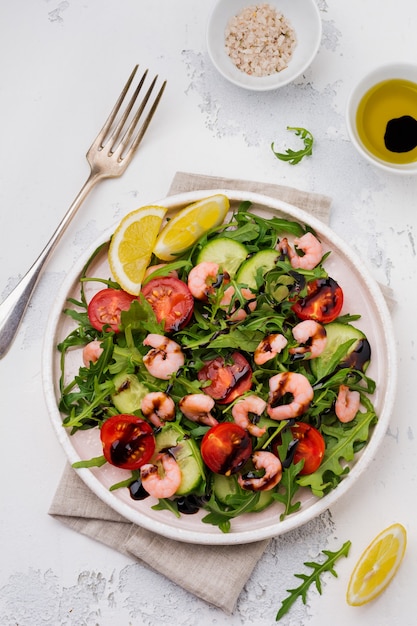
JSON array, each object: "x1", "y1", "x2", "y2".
[
  {"x1": 291, "y1": 277, "x2": 343, "y2": 324},
  {"x1": 100, "y1": 414, "x2": 155, "y2": 470},
  {"x1": 88, "y1": 288, "x2": 136, "y2": 333},
  {"x1": 198, "y1": 351, "x2": 253, "y2": 404},
  {"x1": 275, "y1": 422, "x2": 325, "y2": 475},
  {"x1": 141, "y1": 276, "x2": 194, "y2": 332},
  {"x1": 201, "y1": 422, "x2": 252, "y2": 475}
]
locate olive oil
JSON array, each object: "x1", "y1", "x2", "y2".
[{"x1": 356, "y1": 78, "x2": 417, "y2": 164}]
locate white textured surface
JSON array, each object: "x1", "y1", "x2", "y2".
[{"x1": 0, "y1": 1, "x2": 416, "y2": 624}]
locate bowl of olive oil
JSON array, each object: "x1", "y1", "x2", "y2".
[{"x1": 346, "y1": 63, "x2": 417, "y2": 174}]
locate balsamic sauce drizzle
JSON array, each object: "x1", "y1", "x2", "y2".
[{"x1": 384, "y1": 115, "x2": 417, "y2": 153}]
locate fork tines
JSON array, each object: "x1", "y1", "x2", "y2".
[{"x1": 98, "y1": 65, "x2": 166, "y2": 160}]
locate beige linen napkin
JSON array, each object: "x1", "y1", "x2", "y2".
[{"x1": 49, "y1": 173, "x2": 334, "y2": 613}]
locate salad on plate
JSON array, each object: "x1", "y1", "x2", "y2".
[{"x1": 56, "y1": 194, "x2": 377, "y2": 534}]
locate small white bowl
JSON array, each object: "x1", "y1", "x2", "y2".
[
  {"x1": 206, "y1": 0, "x2": 322, "y2": 92},
  {"x1": 346, "y1": 63, "x2": 417, "y2": 175}
]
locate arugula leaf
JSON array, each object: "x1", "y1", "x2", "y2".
[
  {"x1": 201, "y1": 490, "x2": 261, "y2": 532},
  {"x1": 310, "y1": 339, "x2": 358, "y2": 382},
  {"x1": 297, "y1": 401, "x2": 377, "y2": 497},
  {"x1": 62, "y1": 378, "x2": 115, "y2": 429},
  {"x1": 109, "y1": 470, "x2": 140, "y2": 491},
  {"x1": 152, "y1": 498, "x2": 181, "y2": 518},
  {"x1": 78, "y1": 240, "x2": 110, "y2": 303},
  {"x1": 216, "y1": 221, "x2": 260, "y2": 244},
  {"x1": 209, "y1": 328, "x2": 264, "y2": 352},
  {"x1": 142, "y1": 259, "x2": 191, "y2": 285},
  {"x1": 120, "y1": 296, "x2": 162, "y2": 334},
  {"x1": 271, "y1": 126, "x2": 314, "y2": 165},
  {"x1": 271, "y1": 429, "x2": 303, "y2": 519},
  {"x1": 276, "y1": 541, "x2": 351, "y2": 620},
  {"x1": 72, "y1": 455, "x2": 107, "y2": 469}
]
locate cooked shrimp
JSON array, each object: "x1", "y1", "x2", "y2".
[
  {"x1": 267, "y1": 371, "x2": 314, "y2": 420},
  {"x1": 278, "y1": 232, "x2": 323, "y2": 270},
  {"x1": 141, "y1": 391, "x2": 176, "y2": 428},
  {"x1": 187, "y1": 262, "x2": 229, "y2": 300},
  {"x1": 140, "y1": 453, "x2": 182, "y2": 498},
  {"x1": 220, "y1": 285, "x2": 257, "y2": 321},
  {"x1": 238, "y1": 451, "x2": 282, "y2": 491},
  {"x1": 335, "y1": 384, "x2": 360, "y2": 423},
  {"x1": 254, "y1": 333, "x2": 288, "y2": 365},
  {"x1": 290, "y1": 320, "x2": 327, "y2": 359},
  {"x1": 292, "y1": 233, "x2": 323, "y2": 269},
  {"x1": 232, "y1": 395, "x2": 267, "y2": 437},
  {"x1": 179, "y1": 393, "x2": 218, "y2": 427},
  {"x1": 82, "y1": 340, "x2": 103, "y2": 367},
  {"x1": 143, "y1": 333, "x2": 185, "y2": 380},
  {"x1": 277, "y1": 236, "x2": 292, "y2": 258}
]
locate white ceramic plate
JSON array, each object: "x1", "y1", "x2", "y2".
[
  {"x1": 42, "y1": 190, "x2": 396, "y2": 545},
  {"x1": 206, "y1": 0, "x2": 322, "y2": 91}
]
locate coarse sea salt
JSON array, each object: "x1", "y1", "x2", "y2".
[{"x1": 225, "y1": 3, "x2": 296, "y2": 77}]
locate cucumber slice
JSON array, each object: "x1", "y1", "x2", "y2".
[
  {"x1": 236, "y1": 249, "x2": 278, "y2": 289},
  {"x1": 212, "y1": 473, "x2": 240, "y2": 504},
  {"x1": 252, "y1": 489, "x2": 275, "y2": 512},
  {"x1": 196, "y1": 237, "x2": 248, "y2": 276},
  {"x1": 212, "y1": 473, "x2": 274, "y2": 512},
  {"x1": 111, "y1": 373, "x2": 149, "y2": 413},
  {"x1": 310, "y1": 322, "x2": 371, "y2": 381},
  {"x1": 154, "y1": 423, "x2": 206, "y2": 496}
]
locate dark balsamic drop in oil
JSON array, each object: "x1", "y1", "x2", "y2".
[{"x1": 384, "y1": 115, "x2": 417, "y2": 153}]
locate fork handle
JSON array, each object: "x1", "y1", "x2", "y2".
[{"x1": 0, "y1": 171, "x2": 101, "y2": 359}]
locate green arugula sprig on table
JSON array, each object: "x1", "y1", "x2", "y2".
[
  {"x1": 276, "y1": 541, "x2": 351, "y2": 620},
  {"x1": 271, "y1": 126, "x2": 314, "y2": 165}
]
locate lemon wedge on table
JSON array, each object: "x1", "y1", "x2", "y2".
[
  {"x1": 346, "y1": 523, "x2": 407, "y2": 607},
  {"x1": 153, "y1": 194, "x2": 230, "y2": 261},
  {"x1": 108, "y1": 205, "x2": 167, "y2": 295}
]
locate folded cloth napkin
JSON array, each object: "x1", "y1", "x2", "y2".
[{"x1": 49, "y1": 172, "x2": 334, "y2": 613}]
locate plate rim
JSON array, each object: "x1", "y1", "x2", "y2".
[{"x1": 42, "y1": 189, "x2": 397, "y2": 545}]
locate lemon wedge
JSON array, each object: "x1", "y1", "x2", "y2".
[
  {"x1": 346, "y1": 523, "x2": 407, "y2": 606},
  {"x1": 153, "y1": 194, "x2": 230, "y2": 261},
  {"x1": 108, "y1": 205, "x2": 167, "y2": 295}
]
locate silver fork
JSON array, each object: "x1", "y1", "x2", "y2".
[{"x1": 0, "y1": 65, "x2": 166, "y2": 359}]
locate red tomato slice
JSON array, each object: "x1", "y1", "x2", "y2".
[
  {"x1": 100, "y1": 414, "x2": 155, "y2": 470},
  {"x1": 141, "y1": 276, "x2": 194, "y2": 332},
  {"x1": 198, "y1": 351, "x2": 252, "y2": 404},
  {"x1": 88, "y1": 288, "x2": 136, "y2": 332},
  {"x1": 290, "y1": 422, "x2": 325, "y2": 475},
  {"x1": 201, "y1": 422, "x2": 252, "y2": 475},
  {"x1": 291, "y1": 277, "x2": 343, "y2": 324}
]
